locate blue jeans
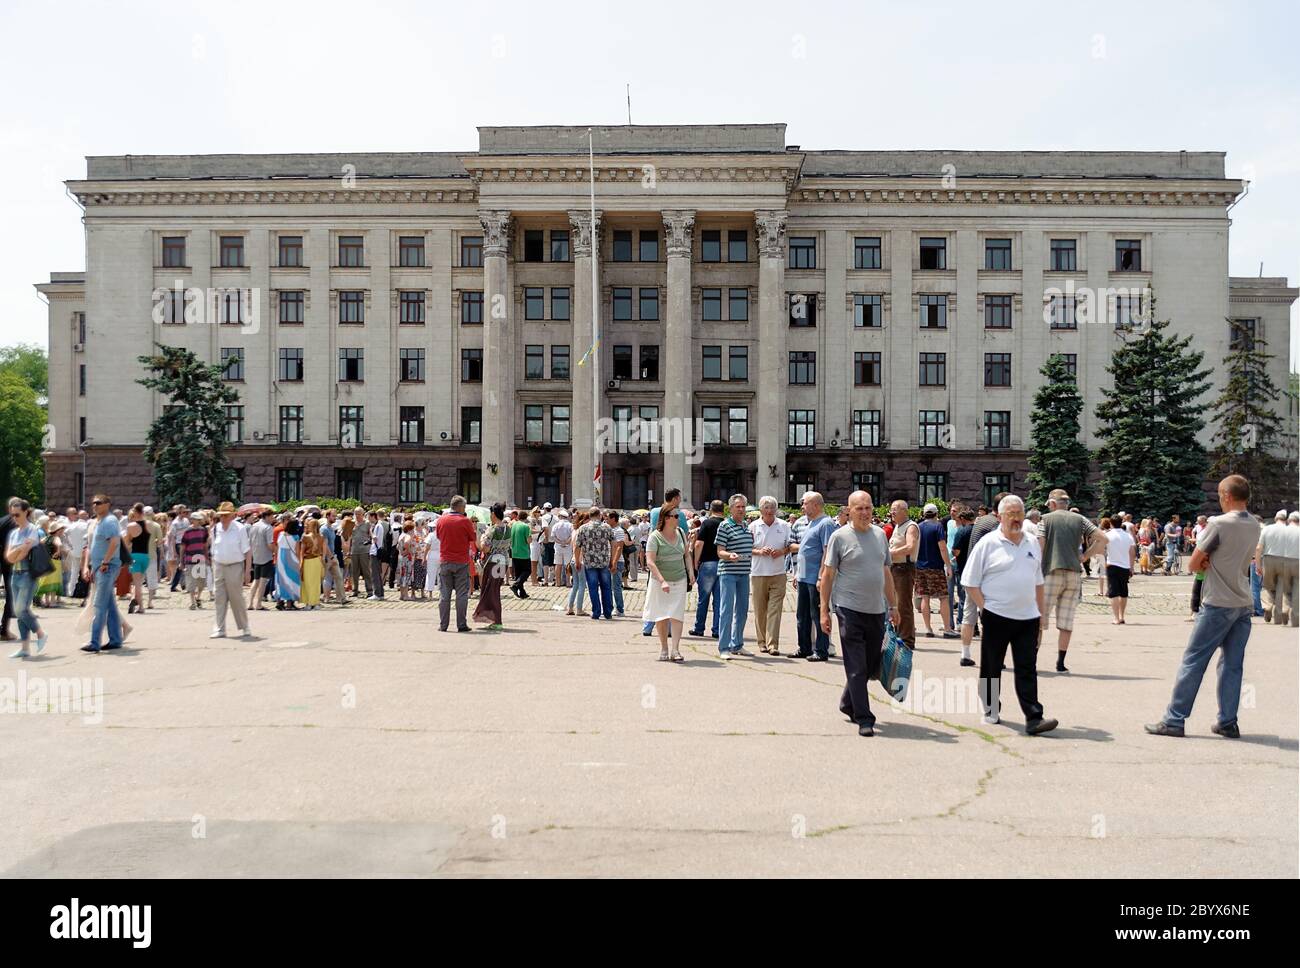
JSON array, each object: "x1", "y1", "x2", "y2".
[
  {"x1": 1164, "y1": 540, "x2": 1180, "y2": 573},
  {"x1": 796, "y1": 580, "x2": 831, "y2": 657},
  {"x1": 10, "y1": 570, "x2": 41, "y2": 642},
  {"x1": 567, "y1": 570, "x2": 587, "y2": 610},
  {"x1": 611, "y1": 562, "x2": 625, "y2": 614},
  {"x1": 716, "y1": 572, "x2": 750, "y2": 654},
  {"x1": 584, "y1": 567, "x2": 613, "y2": 619},
  {"x1": 1162, "y1": 604, "x2": 1252, "y2": 729},
  {"x1": 691, "y1": 560, "x2": 719, "y2": 635},
  {"x1": 1250, "y1": 563, "x2": 1264, "y2": 616},
  {"x1": 89, "y1": 561, "x2": 124, "y2": 649}
]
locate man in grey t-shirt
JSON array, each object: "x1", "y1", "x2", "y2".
[
  {"x1": 1147, "y1": 475, "x2": 1261, "y2": 739},
  {"x1": 818, "y1": 490, "x2": 899, "y2": 738},
  {"x1": 248, "y1": 510, "x2": 276, "y2": 610}
]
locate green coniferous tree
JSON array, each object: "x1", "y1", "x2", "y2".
[{"x1": 1025, "y1": 354, "x2": 1093, "y2": 510}]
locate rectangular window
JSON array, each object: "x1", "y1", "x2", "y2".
[
  {"x1": 852, "y1": 471, "x2": 882, "y2": 498},
  {"x1": 789, "y1": 351, "x2": 816, "y2": 385},
  {"x1": 79, "y1": 364, "x2": 85, "y2": 396},
  {"x1": 854, "y1": 236, "x2": 882, "y2": 270},
  {"x1": 984, "y1": 411, "x2": 1011, "y2": 449},
  {"x1": 984, "y1": 238, "x2": 1012, "y2": 271},
  {"x1": 853, "y1": 294, "x2": 882, "y2": 328},
  {"x1": 729, "y1": 345, "x2": 748, "y2": 381},
  {"x1": 551, "y1": 287, "x2": 570, "y2": 321},
  {"x1": 852, "y1": 410, "x2": 882, "y2": 448},
  {"x1": 788, "y1": 236, "x2": 816, "y2": 269},
  {"x1": 338, "y1": 348, "x2": 364, "y2": 382},
  {"x1": 277, "y1": 468, "x2": 303, "y2": 503},
  {"x1": 458, "y1": 469, "x2": 481, "y2": 505},
  {"x1": 918, "y1": 472, "x2": 948, "y2": 504},
  {"x1": 399, "y1": 347, "x2": 425, "y2": 382},
  {"x1": 399, "y1": 406, "x2": 424, "y2": 444},
  {"x1": 612, "y1": 405, "x2": 633, "y2": 446},
  {"x1": 523, "y1": 229, "x2": 544, "y2": 262},
  {"x1": 919, "y1": 352, "x2": 946, "y2": 386},
  {"x1": 639, "y1": 288, "x2": 659, "y2": 321},
  {"x1": 728, "y1": 288, "x2": 749, "y2": 321},
  {"x1": 788, "y1": 409, "x2": 816, "y2": 448},
  {"x1": 461, "y1": 407, "x2": 481, "y2": 443},
  {"x1": 919, "y1": 410, "x2": 948, "y2": 448},
  {"x1": 77, "y1": 313, "x2": 86, "y2": 344},
  {"x1": 728, "y1": 406, "x2": 748, "y2": 445},
  {"x1": 919, "y1": 294, "x2": 947, "y2": 329},
  {"x1": 219, "y1": 236, "x2": 244, "y2": 268},
  {"x1": 612, "y1": 345, "x2": 633, "y2": 380},
  {"x1": 1229, "y1": 318, "x2": 1258, "y2": 352},
  {"x1": 701, "y1": 405, "x2": 721, "y2": 444},
  {"x1": 218, "y1": 290, "x2": 245, "y2": 326},
  {"x1": 1052, "y1": 353, "x2": 1078, "y2": 380},
  {"x1": 728, "y1": 230, "x2": 748, "y2": 263},
  {"x1": 640, "y1": 345, "x2": 660, "y2": 381},
  {"x1": 982, "y1": 473, "x2": 1012, "y2": 509},
  {"x1": 525, "y1": 344, "x2": 545, "y2": 380},
  {"x1": 639, "y1": 230, "x2": 659, "y2": 262},
  {"x1": 639, "y1": 406, "x2": 660, "y2": 447},
  {"x1": 1049, "y1": 239, "x2": 1077, "y2": 272},
  {"x1": 339, "y1": 290, "x2": 365, "y2": 324},
  {"x1": 339, "y1": 406, "x2": 364, "y2": 446},
  {"x1": 338, "y1": 236, "x2": 365, "y2": 267},
  {"x1": 524, "y1": 404, "x2": 544, "y2": 443},
  {"x1": 461, "y1": 348, "x2": 483, "y2": 382},
  {"x1": 278, "y1": 348, "x2": 303, "y2": 382},
  {"x1": 701, "y1": 230, "x2": 721, "y2": 262},
  {"x1": 551, "y1": 405, "x2": 570, "y2": 444},
  {"x1": 984, "y1": 352, "x2": 1012, "y2": 387},
  {"x1": 398, "y1": 469, "x2": 424, "y2": 504},
  {"x1": 278, "y1": 235, "x2": 303, "y2": 267},
  {"x1": 551, "y1": 345, "x2": 570, "y2": 380},
  {"x1": 162, "y1": 236, "x2": 186, "y2": 267},
  {"x1": 1048, "y1": 294, "x2": 1078, "y2": 330},
  {"x1": 399, "y1": 291, "x2": 425, "y2": 324},
  {"x1": 460, "y1": 236, "x2": 483, "y2": 267},
  {"x1": 280, "y1": 290, "x2": 304, "y2": 324},
  {"x1": 985, "y1": 294, "x2": 1012, "y2": 329},
  {"x1": 789, "y1": 293, "x2": 817, "y2": 327},
  {"x1": 612, "y1": 230, "x2": 633, "y2": 262},
  {"x1": 919, "y1": 237, "x2": 947, "y2": 270},
  {"x1": 279, "y1": 406, "x2": 304, "y2": 443},
  {"x1": 1115, "y1": 293, "x2": 1145, "y2": 330},
  {"x1": 1116, "y1": 239, "x2": 1142, "y2": 271},
  {"x1": 702, "y1": 345, "x2": 722, "y2": 381},
  {"x1": 702, "y1": 288, "x2": 722, "y2": 321},
  {"x1": 525, "y1": 287, "x2": 545, "y2": 320},
  {"x1": 221, "y1": 347, "x2": 245, "y2": 381},
  {"x1": 224, "y1": 405, "x2": 244, "y2": 444},
  {"x1": 854, "y1": 351, "x2": 881, "y2": 386},
  {"x1": 336, "y1": 468, "x2": 363, "y2": 502},
  {"x1": 550, "y1": 230, "x2": 570, "y2": 263},
  {"x1": 612, "y1": 288, "x2": 633, "y2": 321},
  {"x1": 159, "y1": 291, "x2": 185, "y2": 325},
  {"x1": 398, "y1": 236, "x2": 425, "y2": 267},
  {"x1": 461, "y1": 291, "x2": 483, "y2": 325}
]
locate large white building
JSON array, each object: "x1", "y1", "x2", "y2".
[{"x1": 38, "y1": 124, "x2": 1296, "y2": 510}]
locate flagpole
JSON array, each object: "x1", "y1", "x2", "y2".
[{"x1": 589, "y1": 128, "x2": 600, "y2": 505}]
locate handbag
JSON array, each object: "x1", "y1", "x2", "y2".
[
  {"x1": 876, "y1": 621, "x2": 913, "y2": 703},
  {"x1": 27, "y1": 538, "x2": 54, "y2": 579}
]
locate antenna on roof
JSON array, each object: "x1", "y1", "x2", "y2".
[{"x1": 626, "y1": 84, "x2": 632, "y2": 125}]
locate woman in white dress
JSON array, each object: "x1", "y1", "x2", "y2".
[{"x1": 643, "y1": 504, "x2": 694, "y2": 662}]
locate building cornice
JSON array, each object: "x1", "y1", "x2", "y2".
[
  {"x1": 67, "y1": 179, "x2": 477, "y2": 208},
  {"x1": 791, "y1": 178, "x2": 1244, "y2": 207},
  {"x1": 463, "y1": 153, "x2": 803, "y2": 193}
]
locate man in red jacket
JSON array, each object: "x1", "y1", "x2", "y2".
[{"x1": 435, "y1": 495, "x2": 479, "y2": 632}]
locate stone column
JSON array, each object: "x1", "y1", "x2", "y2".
[
  {"x1": 568, "y1": 208, "x2": 601, "y2": 504},
  {"x1": 479, "y1": 210, "x2": 513, "y2": 505},
  {"x1": 755, "y1": 210, "x2": 788, "y2": 503},
  {"x1": 662, "y1": 210, "x2": 696, "y2": 507}
]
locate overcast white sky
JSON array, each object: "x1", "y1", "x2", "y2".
[{"x1": 1, "y1": 0, "x2": 1295, "y2": 364}]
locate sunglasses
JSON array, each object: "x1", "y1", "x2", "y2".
[{"x1": 92, "y1": 500, "x2": 107, "y2": 506}]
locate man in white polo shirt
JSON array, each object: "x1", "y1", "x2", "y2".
[
  {"x1": 961, "y1": 494, "x2": 1057, "y2": 735},
  {"x1": 1256, "y1": 510, "x2": 1297, "y2": 626}
]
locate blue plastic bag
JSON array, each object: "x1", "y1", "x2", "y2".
[{"x1": 876, "y1": 621, "x2": 913, "y2": 702}]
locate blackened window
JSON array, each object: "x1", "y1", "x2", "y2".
[
  {"x1": 337, "y1": 468, "x2": 363, "y2": 501},
  {"x1": 399, "y1": 236, "x2": 425, "y2": 267},
  {"x1": 162, "y1": 236, "x2": 186, "y2": 267},
  {"x1": 523, "y1": 229, "x2": 544, "y2": 263},
  {"x1": 398, "y1": 469, "x2": 424, "y2": 504},
  {"x1": 338, "y1": 348, "x2": 364, "y2": 382},
  {"x1": 79, "y1": 364, "x2": 85, "y2": 395},
  {"x1": 985, "y1": 352, "x2": 1012, "y2": 387},
  {"x1": 459, "y1": 469, "x2": 481, "y2": 504},
  {"x1": 399, "y1": 348, "x2": 425, "y2": 382},
  {"x1": 788, "y1": 237, "x2": 816, "y2": 269},
  {"x1": 919, "y1": 237, "x2": 946, "y2": 270},
  {"x1": 854, "y1": 351, "x2": 881, "y2": 386},
  {"x1": 854, "y1": 294, "x2": 881, "y2": 327},
  {"x1": 789, "y1": 351, "x2": 816, "y2": 385},
  {"x1": 919, "y1": 352, "x2": 946, "y2": 386},
  {"x1": 461, "y1": 407, "x2": 481, "y2": 443},
  {"x1": 399, "y1": 406, "x2": 424, "y2": 444},
  {"x1": 984, "y1": 411, "x2": 1011, "y2": 448},
  {"x1": 277, "y1": 468, "x2": 303, "y2": 502},
  {"x1": 338, "y1": 236, "x2": 365, "y2": 267},
  {"x1": 461, "y1": 291, "x2": 483, "y2": 324},
  {"x1": 461, "y1": 348, "x2": 483, "y2": 382},
  {"x1": 918, "y1": 472, "x2": 948, "y2": 504},
  {"x1": 919, "y1": 294, "x2": 947, "y2": 328},
  {"x1": 1116, "y1": 239, "x2": 1142, "y2": 271},
  {"x1": 399, "y1": 291, "x2": 425, "y2": 324},
  {"x1": 983, "y1": 473, "x2": 1011, "y2": 509},
  {"x1": 854, "y1": 236, "x2": 881, "y2": 270},
  {"x1": 984, "y1": 238, "x2": 1012, "y2": 270},
  {"x1": 640, "y1": 345, "x2": 660, "y2": 381},
  {"x1": 612, "y1": 345, "x2": 633, "y2": 380},
  {"x1": 789, "y1": 293, "x2": 817, "y2": 327},
  {"x1": 278, "y1": 348, "x2": 303, "y2": 382}
]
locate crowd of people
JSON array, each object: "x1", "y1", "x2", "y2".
[{"x1": 2, "y1": 475, "x2": 1295, "y2": 739}]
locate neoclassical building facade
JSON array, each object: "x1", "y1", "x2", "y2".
[{"x1": 39, "y1": 124, "x2": 1296, "y2": 510}]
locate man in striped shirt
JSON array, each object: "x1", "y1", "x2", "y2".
[{"x1": 715, "y1": 493, "x2": 754, "y2": 658}]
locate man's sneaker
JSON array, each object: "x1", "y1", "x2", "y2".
[
  {"x1": 35, "y1": 635, "x2": 48, "y2": 655},
  {"x1": 1026, "y1": 717, "x2": 1058, "y2": 735},
  {"x1": 981, "y1": 714, "x2": 1000, "y2": 726},
  {"x1": 858, "y1": 722, "x2": 875, "y2": 737},
  {"x1": 722, "y1": 652, "x2": 735, "y2": 661},
  {"x1": 367, "y1": 595, "x2": 381, "y2": 601},
  {"x1": 238, "y1": 629, "x2": 253, "y2": 639},
  {"x1": 732, "y1": 648, "x2": 752, "y2": 657},
  {"x1": 806, "y1": 654, "x2": 828, "y2": 663},
  {"x1": 9, "y1": 646, "x2": 29, "y2": 659},
  {"x1": 1144, "y1": 721, "x2": 1184, "y2": 737},
  {"x1": 1211, "y1": 721, "x2": 1241, "y2": 739},
  {"x1": 960, "y1": 657, "x2": 976, "y2": 667}
]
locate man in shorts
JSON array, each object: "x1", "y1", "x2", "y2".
[{"x1": 1038, "y1": 488, "x2": 1107, "y2": 672}]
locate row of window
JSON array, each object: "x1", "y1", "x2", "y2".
[
  {"x1": 269, "y1": 466, "x2": 480, "y2": 505},
  {"x1": 787, "y1": 410, "x2": 1014, "y2": 450},
  {"x1": 788, "y1": 351, "x2": 1076, "y2": 387},
  {"x1": 789, "y1": 236, "x2": 1143, "y2": 272},
  {"x1": 781, "y1": 471, "x2": 1013, "y2": 510},
  {"x1": 164, "y1": 235, "x2": 486, "y2": 270}
]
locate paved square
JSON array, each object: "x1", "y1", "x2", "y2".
[{"x1": 2, "y1": 575, "x2": 1295, "y2": 877}]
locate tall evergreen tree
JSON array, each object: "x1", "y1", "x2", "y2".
[
  {"x1": 137, "y1": 344, "x2": 239, "y2": 507},
  {"x1": 1094, "y1": 292, "x2": 1213, "y2": 519},
  {"x1": 1208, "y1": 319, "x2": 1290, "y2": 509},
  {"x1": 1025, "y1": 354, "x2": 1093, "y2": 510}
]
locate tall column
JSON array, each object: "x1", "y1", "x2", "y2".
[
  {"x1": 568, "y1": 208, "x2": 601, "y2": 504},
  {"x1": 663, "y1": 210, "x2": 696, "y2": 506},
  {"x1": 755, "y1": 210, "x2": 788, "y2": 503},
  {"x1": 479, "y1": 210, "x2": 513, "y2": 505}
]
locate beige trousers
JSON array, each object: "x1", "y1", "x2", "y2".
[{"x1": 751, "y1": 574, "x2": 787, "y2": 651}]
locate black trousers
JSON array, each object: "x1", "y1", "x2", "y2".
[
  {"x1": 835, "y1": 606, "x2": 886, "y2": 727},
  {"x1": 979, "y1": 609, "x2": 1044, "y2": 722},
  {"x1": 1, "y1": 562, "x2": 12, "y2": 634},
  {"x1": 511, "y1": 557, "x2": 532, "y2": 595}
]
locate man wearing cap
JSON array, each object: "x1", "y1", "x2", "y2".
[
  {"x1": 1038, "y1": 488, "x2": 1107, "y2": 673},
  {"x1": 209, "y1": 501, "x2": 252, "y2": 639},
  {"x1": 539, "y1": 502, "x2": 556, "y2": 586}
]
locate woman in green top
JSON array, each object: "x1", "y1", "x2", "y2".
[
  {"x1": 644, "y1": 504, "x2": 694, "y2": 662},
  {"x1": 474, "y1": 502, "x2": 512, "y2": 630}
]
